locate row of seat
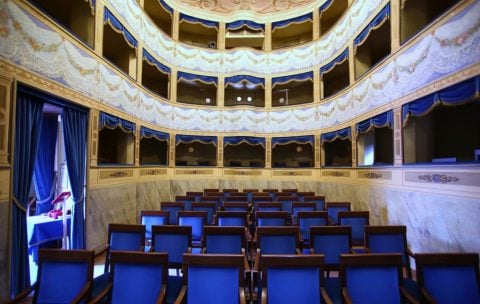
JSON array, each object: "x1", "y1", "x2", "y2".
[{"x1": 14, "y1": 248, "x2": 480, "y2": 304}]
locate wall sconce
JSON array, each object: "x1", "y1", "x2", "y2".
[
  {"x1": 296, "y1": 146, "x2": 303, "y2": 152},
  {"x1": 188, "y1": 147, "x2": 194, "y2": 153}
]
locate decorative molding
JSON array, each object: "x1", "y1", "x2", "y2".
[
  {"x1": 140, "y1": 168, "x2": 168, "y2": 176},
  {"x1": 417, "y1": 174, "x2": 460, "y2": 184},
  {"x1": 358, "y1": 170, "x2": 392, "y2": 180},
  {"x1": 322, "y1": 170, "x2": 350, "y2": 177},
  {"x1": 224, "y1": 169, "x2": 262, "y2": 176},
  {"x1": 405, "y1": 171, "x2": 480, "y2": 187},
  {"x1": 272, "y1": 170, "x2": 312, "y2": 177},
  {"x1": 99, "y1": 169, "x2": 134, "y2": 179},
  {"x1": 175, "y1": 169, "x2": 214, "y2": 175}
]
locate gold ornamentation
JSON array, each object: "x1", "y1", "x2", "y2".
[
  {"x1": 418, "y1": 174, "x2": 459, "y2": 184},
  {"x1": 363, "y1": 172, "x2": 383, "y2": 179}
]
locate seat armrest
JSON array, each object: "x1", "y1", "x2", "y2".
[
  {"x1": 239, "y1": 288, "x2": 247, "y2": 304},
  {"x1": 174, "y1": 286, "x2": 187, "y2": 304},
  {"x1": 400, "y1": 286, "x2": 420, "y2": 304},
  {"x1": 342, "y1": 287, "x2": 353, "y2": 304},
  {"x1": 157, "y1": 284, "x2": 167, "y2": 304},
  {"x1": 71, "y1": 282, "x2": 92, "y2": 304},
  {"x1": 7, "y1": 283, "x2": 36, "y2": 303},
  {"x1": 89, "y1": 282, "x2": 112, "y2": 304},
  {"x1": 320, "y1": 287, "x2": 333, "y2": 304},
  {"x1": 253, "y1": 249, "x2": 261, "y2": 272},
  {"x1": 261, "y1": 288, "x2": 267, "y2": 304},
  {"x1": 420, "y1": 286, "x2": 436, "y2": 304}
]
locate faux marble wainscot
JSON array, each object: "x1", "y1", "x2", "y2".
[{"x1": 0, "y1": 201, "x2": 9, "y2": 302}]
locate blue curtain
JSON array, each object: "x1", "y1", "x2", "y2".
[
  {"x1": 227, "y1": 20, "x2": 264, "y2": 31},
  {"x1": 272, "y1": 71, "x2": 313, "y2": 87},
  {"x1": 225, "y1": 75, "x2": 265, "y2": 88},
  {"x1": 356, "y1": 110, "x2": 393, "y2": 133},
  {"x1": 33, "y1": 115, "x2": 58, "y2": 215},
  {"x1": 140, "y1": 126, "x2": 169, "y2": 141},
  {"x1": 319, "y1": 0, "x2": 333, "y2": 12},
  {"x1": 143, "y1": 49, "x2": 171, "y2": 75},
  {"x1": 402, "y1": 76, "x2": 480, "y2": 125},
  {"x1": 175, "y1": 134, "x2": 217, "y2": 146},
  {"x1": 320, "y1": 48, "x2": 349, "y2": 75},
  {"x1": 177, "y1": 71, "x2": 218, "y2": 86},
  {"x1": 104, "y1": 8, "x2": 138, "y2": 48},
  {"x1": 272, "y1": 135, "x2": 314, "y2": 148},
  {"x1": 354, "y1": 3, "x2": 390, "y2": 47},
  {"x1": 272, "y1": 13, "x2": 313, "y2": 31},
  {"x1": 224, "y1": 136, "x2": 265, "y2": 147},
  {"x1": 99, "y1": 112, "x2": 135, "y2": 134},
  {"x1": 179, "y1": 13, "x2": 219, "y2": 29},
  {"x1": 321, "y1": 127, "x2": 351, "y2": 143},
  {"x1": 11, "y1": 90, "x2": 44, "y2": 297},
  {"x1": 158, "y1": 0, "x2": 173, "y2": 14},
  {"x1": 62, "y1": 108, "x2": 88, "y2": 250}
]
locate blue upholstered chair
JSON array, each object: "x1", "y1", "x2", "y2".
[
  {"x1": 242, "y1": 189, "x2": 259, "y2": 202},
  {"x1": 222, "y1": 202, "x2": 250, "y2": 212},
  {"x1": 415, "y1": 253, "x2": 480, "y2": 304},
  {"x1": 92, "y1": 251, "x2": 168, "y2": 304},
  {"x1": 255, "y1": 211, "x2": 290, "y2": 227},
  {"x1": 139, "y1": 210, "x2": 169, "y2": 245},
  {"x1": 254, "y1": 226, "x2": 301, "y2": 256},
  {"x1": 104, "y1": 224, "x2": 145, "y2": 273},
  {"x1": 310, "y1": 226, "x2": 352, "y2": 273},
  {"x1": 340, "y1": 253, "x2": 418, "y2": 304},
  {"x1": 161, "y1": 202, "x2": 185, "y2": 225},
  {"x1": 192, "y1": 202, "x2": 217, "y2": 225},
  {"x1": 291, "y1": 202, "x2": 317, "y2": 224},
  {"x1": 175, "y1": 196, "x2": 194, "y2": 211},
  {"x1": 277, "y1": 196, "x2": 300, "y2": 214},
  {"x1": 260, "y1": 254, "x2": 333, "y2": 304},
  {"x1": 178, "y1": 211, "x2": 208, "y2": 249},
  {"x1": 256, "y1": 202, "x2": 283, "y2": 212},
  {"x1": 325, "y1": 202, "x2": 351, "y2": 225},
  {"x1": 296, "y1": 211, "x2": 328, "y2": 250},
  {"x1": 10, "y1": 248, "x2": 94, "y2": 304},
  {"x1": 175, "y1": 254, "x2": 247, "y2": 304},
  {"x1": 296, "y1": 192, "x2": 316, "y2": 202},
  {"x1": 152, "y1": 225, "x2": 192, "y2": 304},
  {"x1": 224, "y1": 195, "x2": 249, "y2": 202},
  {"x1": 252, "y1": 195, "x2": 274, "y2": 204},
  {"x1": 337, "y1": 211, "x2": 369, "y2": 247},
  {"x1": 199, "y1": 195, "x2": 222, "y2": 210},
  {"x1": 304, "y1": 196, "x2": 326, "y2": 211},
  {"x1": 215, "y1": 211, "x2": 249, "y2": 227},
  {"x1": 203, "y1": 226, "x2": 247, "y2": 254}
]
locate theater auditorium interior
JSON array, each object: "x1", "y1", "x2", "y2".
[{"x1": 0, "y1": 0, "x2": 479, "y2": 303}]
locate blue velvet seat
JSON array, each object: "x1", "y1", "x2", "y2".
[
  {"x1": 152, "y1": 225, "x2": 192, "y2": 304},
  {"x1": 291, "y1": 202, "x2": 317, "y2": 224},
  {"x1": 175, "y1": 196, "x2": 194, "y2": 211},
  {"x1": 277, "y1": 196, "x2": 300, "y2": 214},
  {"x1": 255, "y1": 211, "x2": 290, "y2": 227},
  {"x1": 325, "y1": 202, "x2": 351, "y2": 225},
  {"x1": 139, "y1": 210, "x2": 169, "y2": 247},
  {"x1": 222, "y1": 202, "x2": 250, "y2": 212},
  {"x1": 178, "y1": 211, "x2": 208, "y2": 249},
  {"x1": 260, "y1": 254, "x2": 333, "y2": 304},
  {"x1": 224, "y1": 195, "x2": 249, "y2": 203},
  {"x1": 337, "y1": 211, "x2": 369, "y2": 247},
  {"x1": 304, "y1": 196, "x2": 326, "y2": 211},
  {"x1": 215, "y1": 211, "x2": 249, "y2": 227},
  {"x1": 192, "y1": 202, "x2": 217, "y2": 225},
  {"x1": 104, "y1": 224, "x2": 145, "y2": 273},
  {"x1": 92, "y1": 251, "x2": 168, "y2": 304},
  {"x1": 11, "y1": 248, "x2": 94, "y2": 304},
  {"x1": 256, "y1": 202, "x2": 283, "y2": 212},
  {"x1": 340, "y1": 253, "x2": 418, "y2": 304},
  {"x1": 415, "y1": 253, "x2": 480, "y2": 304},
  {"x1": 175, "y1": 254, "x2": 247, "y2": 304},
  {"x1": 161, "y1": 202, "x2": 185, "y2": 224},
  {"x1": 296, "y1": 211, "x2": 328, "y2": 250}
]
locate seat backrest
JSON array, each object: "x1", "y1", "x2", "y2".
[
  {"x1": 365, "y1": 225, "x2": 411, "y2": 274},
  {"x1": 140, "y1": 210, "x2": 169, "y2": 240},
  {"x1": 326, "y1": 202, "x2": 351, "y2": 224},
  {"x1": 338, "y1": 211, "x2": 369, "y2": 246},
  {"x1": 261, "y1": 254, "x2": 326, "y2": 304},
  {"x1": 192, "y1": 202, "x2": 217, "y2": 225},
  {"x1": 304, "y1": 196, "x2": 326, "y2": 211},
  {"x1": 224, "y1": 195, "x2": 249, "y2": 202},
  {"x1": 178, "y1": 211, "x2": 208, "y2": 243},
  {"x1": 106, "y1": 224, "x2": 146, "y2": 272},
  {"x1": 296, "y1": 192, "x2": 316, "y2": 202},
  {"x1": 256, "y1": 226, "x2": 299, "y2": 254},
  {"x1": 277, "y1": 196, "x2": 300, "y2": 213},
  {"x1": 297, "y1": 211, "x2": 328, "y2": 241},
  {"x1": 222, "y1": 202, "x2": 249, "y2": 212},
  {"x1": 340, "y1": 253, "x2": 404, "y2": 304},
  {"x1": 256, "y1": 202, "x2": 282, "y2": 212},
  {"x1": 255, "y1": 211, "x2": 289, "y2": 227},
  {"x1": 215, "y1": 211, "x2": 248, "y2": 227},
  {"x1": 310, "y1": 226, "x2": 352, "y2": 269},
  {"x1": 161, "y1": 202, "x2": 185, "y2": 224},
  {"x1": 252, "y1": 195, "x2": 274, "y2": 203},
  {"x1": 35, "y1": 249, "x2": 94, "y2": 304},
  {"x1": 203, "y1": 226, "x2": 246, "y2": 254},
  {"x1": 415, "y1": 253, "x2": 480, "y2": 304},
  {"x1": 152, "y1": 225, "x2": 192, "y2": 267},
  {"x1": 292, "y1": 202, "x2": 317, "y2": 219},
  {"x1": 182, "y1": 253, "x2": 245, "y2": 304},
  {"x1": 110, "y1": 251, "x2": 168, "y2": 304},
  {"x1": 175, "y1": 196, "x2": 194, "y2": 211},
  {"x1": 199, "y1": 196, "x2": 222, "y2": 209},
  {"x1": 186, "y1": 192, "x2": 203, "y2": 202}
]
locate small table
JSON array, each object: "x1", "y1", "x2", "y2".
[{"x1": 27, "y1": 215, "x2": 71, "y2": 263}]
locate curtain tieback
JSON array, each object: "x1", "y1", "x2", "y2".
[{"x1": 13, "y1": 196, "x2": 27, "y2": 213}]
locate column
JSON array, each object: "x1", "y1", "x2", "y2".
[
  {"x1": 172, "y1": 10, "x2": 180, "y2": 41},
  {"x1": 393, "y1": 106, "x2": 403, "y2": 166},
  {"x1": 134, "y1": 124, "x2": 140, "y2": 166},
  {"x1": 348, "y1": 44, "x2": 355, "y2": 84},
  {"x1": 351, "y1": 126, "x2": 357, "y2": 168},
  {"x1": 218, "y1": 22, "x2": 226, "y2": 50},
  {"x1": 89, "y1": 109, "x2": 100, "y2": 166},
  {"x1": 136, "y1": 42, "x2": 143, "y2": 84},
  {"x1": 265, "y1": 77, "x2": 272, "y2": 108},
  {"x1": 217, "y1": 77, "x2": 224, "y2": 107},
  {"x1": 265, "y1": 137, "x2": 271, "y2": 168},
  {"x1": 314, "y1": 134, "x2": 321, "y2": 168},
  {"x1": 390, "y1": 0, "x2": 401, "y2": 52},
  {"x1": 313, "y1": 69, "x2": 321, "y2": 102},
  {"x1": 0, "y1": 74, "x2": 12, "y2": 165},
  {"x1": 170, "y1": 69, "x2": 178, "y2": 102},
  {"x1": 169, "y1": 132, "x2": 176, "y2": 167},
  {"x1": 313, "y1": 8, "x2": 320, "y2": 40},
  {"x1": 264, "y1": 23, "x2": 272, "y2": 51},
  {"x1": 217, "y1": 136, "x2": 223, "y2": 167},
  {"x1": 94, "y1": 1, "x2": 105, "y2": 55}
]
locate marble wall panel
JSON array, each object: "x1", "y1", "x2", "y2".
[
  {"x1": 170, "y1": 180, "x2": 220, "y2": 197},
  {"x1": 86, "y1": 184, "x2": 137, "y2": 250},
  {"x1": 0, "y1": 201, "x2": 9, "y2": 302},
  {"x1": 136, "y1": 180, "x2": 171, "y2": 214}
]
